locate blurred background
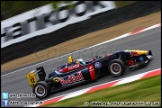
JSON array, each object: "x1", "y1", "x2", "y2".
[
  {"x1": 1, "y1": 1, "x2": 160, "y2": 72},
  {"x1": 1, "y1": 1, "x2": 137, "y2": 21},
  {"x1": 1, "y1": 2, "x2": 161, "y2": 107}
]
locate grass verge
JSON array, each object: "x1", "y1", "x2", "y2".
[{"x1": 41, "y1": 75, "x2": 161, "y2": 107}]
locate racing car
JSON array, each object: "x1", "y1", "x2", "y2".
[{"x1": 26, "y1": 49, "x2": 153, "y2": 99}]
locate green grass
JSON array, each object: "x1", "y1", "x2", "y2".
[
  {"x1": 41, "y1": 75, "x2": 161, "y2": 107},
  {"x1": 116, "y1": 1, "x2": 137, "y2": 8}
]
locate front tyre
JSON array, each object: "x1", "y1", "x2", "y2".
[
  {"x1": 33, "y1": 81, "x2": 50, "y2": 99},
  {"x1": 108, "y1": 59, "x2": 126, "y2": 77}
]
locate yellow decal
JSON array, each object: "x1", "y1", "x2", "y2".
[
  {"x1": 53, "y1": 77, "x2": 60, "y2": 82},
  {"x1": 125, "y1": 50, "x2": 148, "y2": 55},
  {"x1": 135, "y1": 50, "x2": 148, "y2": 55},
  {"x1": 26, "y1": 72, "x2": 37, "y2": 88},
  {"x1": 68, "y1": 56, "x2": 74, "y2": 63}
]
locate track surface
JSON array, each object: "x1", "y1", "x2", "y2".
[{"x1": 1, "y1": 27, "x2": 161, "y2": 107}]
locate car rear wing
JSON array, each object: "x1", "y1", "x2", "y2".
[{"x1": 26, "y1": 67, "x2": 46, "y2": 88}]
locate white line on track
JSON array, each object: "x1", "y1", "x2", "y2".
[{"x1": 1, "y1": 24, "x2": 161, "y2": 77}]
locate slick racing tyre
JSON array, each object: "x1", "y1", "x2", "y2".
[
  {"x1": 108, "y1": 59, "x2": 126, "y2": 77},
  {"x1": 33, "y1": 81, "x2": 50, "y2": 99}
]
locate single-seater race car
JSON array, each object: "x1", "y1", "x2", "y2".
[{"x1": 26, "y1": 49, "x2": 153, "y2": 99}]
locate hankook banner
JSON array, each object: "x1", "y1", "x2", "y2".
[{"x1": 1, "y1": 1, "x2": 116, "y2": 48}]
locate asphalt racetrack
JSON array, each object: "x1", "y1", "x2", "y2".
[{"x1": 1, "y1": 27, "x2": 161, "y2": 107}]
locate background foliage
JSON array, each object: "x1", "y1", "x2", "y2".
[{"x1": 1, "y1": 1, "x2": 137, "y2": 21}]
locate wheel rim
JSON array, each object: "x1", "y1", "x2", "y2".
[
  {"x1": 35, "y1": 85, "x2": 46, "y2": 97},
  {"x1": 110, "y1": 63, "x2": 122, "y2": 75}
]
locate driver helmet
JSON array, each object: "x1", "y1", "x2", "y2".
[{"x1": 76, "y1": 58, "x2": 86, "y2": 65}]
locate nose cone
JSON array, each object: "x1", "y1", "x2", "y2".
[
  {"x1": 68, "y1": 56, "x2": 74, "y2": 63},
  {"x1": 125, "y1": 50, "x2": 148, "y2": 55},
  {"x1": 135, "y1": 50, "x2": 148, "y2": 55}
]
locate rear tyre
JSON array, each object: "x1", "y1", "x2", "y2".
[
  {"x1": 33, "y1": 81, "x2": 50, "y2": 99},
  {"x1": 108, "y1": 59, "x2": 126, "y2": 77}
]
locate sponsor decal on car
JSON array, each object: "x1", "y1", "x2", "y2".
[
  {"x1": 88, "y1": 65, "x2": 94, "y2": 72},
  {"x1": 88, "y1": 65, "x2": 96, "y2": 80},
  {"x1": 94, "y1": 62, "x2": 102, "y2": 69},
  {"x1": 60, "y1": 71, "x2": 84, "y2": 86},
  {"x1": 68, "y1": 64, "x2": 80, "y2": 71},
  {"x1": 53, "y1": 77, "x2": 60, "y2": 82}
]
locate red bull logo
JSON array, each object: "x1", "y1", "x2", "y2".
[
  {"x1": 60, "y1": 72, "x2": 84, "y2": 85},
  {"x1": 68, "y1": 64, "x2": 80, "y2": 70}
]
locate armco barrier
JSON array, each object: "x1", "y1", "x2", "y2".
[{"x1": 1, "y1": 1, "x2": 161, "y2": 64}]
